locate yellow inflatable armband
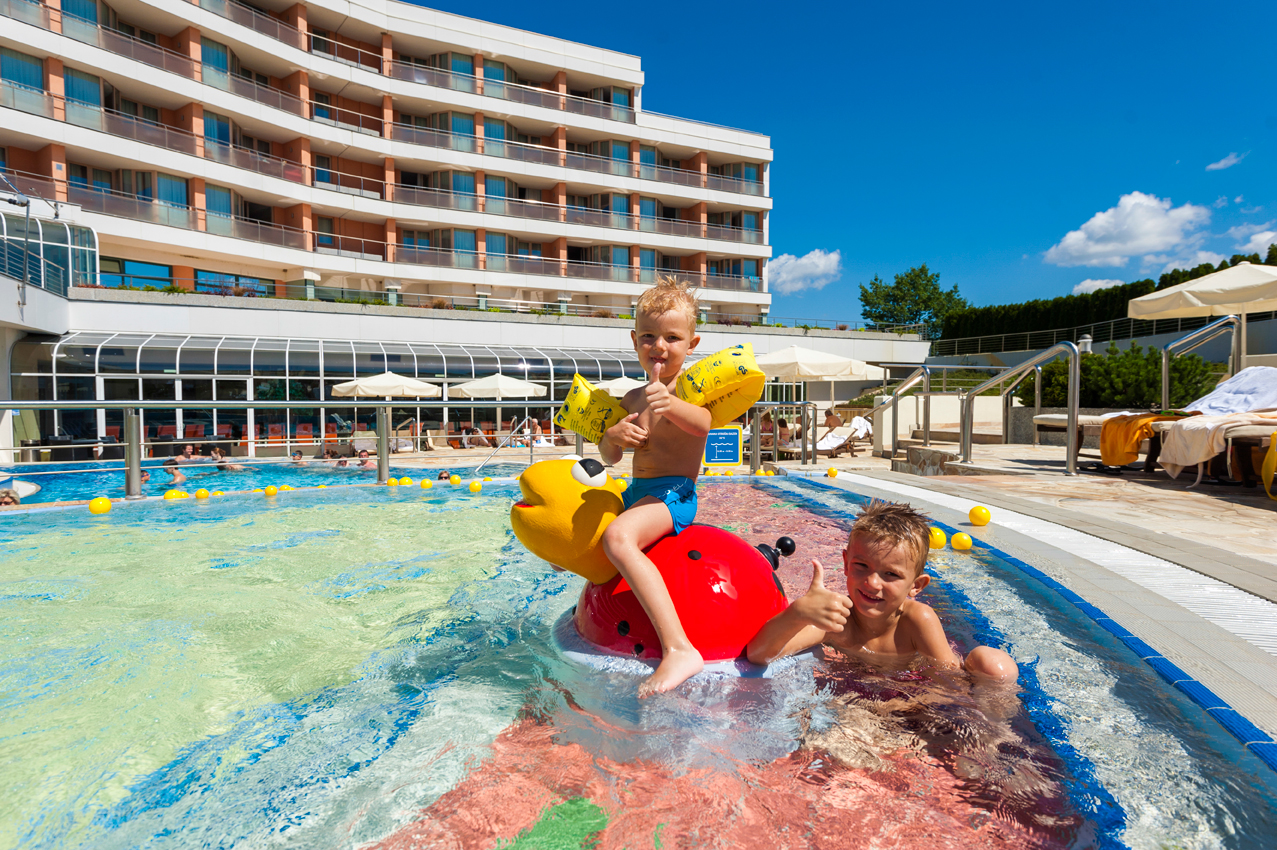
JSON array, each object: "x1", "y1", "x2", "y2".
[
  {"x1": 675, "y1": 344, "x2": 766, "y2": 428},
  {"x1": 554, "y1": 373, "x2": 627, "y2": 444}
]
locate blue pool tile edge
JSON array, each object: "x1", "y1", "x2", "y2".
[{"x1": 796, "y1": 472, "x2": 1277, "y2": 775}]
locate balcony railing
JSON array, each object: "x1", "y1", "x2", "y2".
[
  {"x1": 0, "y1": 79, "x2": 55, "y2": 118},
  {"x1": 205, "y1": 142, "x2": 306, "y2": 184},
  {"x1": 68, "y1": 184, "x2": 200, "y2": 229},
  {"x1": 483, "y1": 138, "x2": 562, "y2": 167},
  {"x1": 312, "y1": 166, "x2": 384, "y2": 199},
  {"x1": 309, "y1": 32, "x2": 383, "y2": 73},
  {"x1": 481, "y1": 195, "x2": 562, "y2": 222},
  {"x1": 205, "y1": 212, "x2": 307, "y2": 249},
  {"x1": 389, "y1": 122, "x2": 476, "y2": 153},
  {"x1": 186, "y1": 0, "x2": 306, "y2": 50},
  {"x1": 706, "y1": 223, "x2": 764, "y2": 243},
  {"x1": 313, "y1": 234, "x2": 385, "y2": 261},
  {"x1": 396, "y1": 245, "x2": 478, "y2": 269},
  {"x1": 205, "y1": 69, "x2": 305, "y2": 115},
  {"x1": 705, "y1": 273, "x2": 763, "y2": 292},
  {"x1": 483, "y1": 254, "x2": 560, "y2": 275},
  {"x1": 392, "y1": 183, "x2": 478, "y2": 212},
  {"x1": 309, "y1": 100, "x2": 383, "y2": 136},
  {"x1": 388, "y1": 60, "x2": 478, "y2": 93},
  {"x1": 67, "y1": 102, "x2": 200, "y2": 156},
  {"x1": 707, "y1": 173, "x2": 765, "y2": 196},
  {"x1": 61, "y1": 11, "x2": 200, "y2": 80},
  {"x1": 0, "y1": 0, "x2": 45, "y2": 27}
]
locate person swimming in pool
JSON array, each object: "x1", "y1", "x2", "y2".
[
  {"x1": 437, "y1": 469, "x2": 451, "y2": 480},
  {"x1": 597, "y1": 276, "x2": 712, "y2": 697},
  {"x1": 747, "y1": 500, "x2": 1017, "y2": 682},
  {"x1": 355, "y1": 450, "x2": 375, "y2": 469},
  {"x1": 163, "y1": 458, "x2": 186, "y2": 485}
]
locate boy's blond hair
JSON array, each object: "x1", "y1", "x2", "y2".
[
  {"x1": 635, "y1": 275, "x2": 698, "y2": 332},
  {"x1": 849, "y1": 500, "x2": 931, "y2": 576}
]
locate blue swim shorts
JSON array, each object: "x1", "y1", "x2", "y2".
[{"x1": 622, "y1": 475, "x2": 698, "y2": 535}]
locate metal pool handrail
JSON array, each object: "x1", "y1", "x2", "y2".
[
  {"x1": 747, "y1": 401, "x2": 818, "y2": 472},
  {"x1": 1162, "y1": 315, "x2": 1240, "y2": 411},
  {"x1": 473, "y1": 415, "x2": 539, "y2": 476},
  {"x1": 957, "y1": 341, "x2": 1080, "y2": 475}
]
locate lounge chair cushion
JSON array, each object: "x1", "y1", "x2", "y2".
[{"x1": 1186, "y1": 366, "x2": 1277, "y2": 415}]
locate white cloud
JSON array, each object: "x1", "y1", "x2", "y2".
[
  {"x1": 1238, "y1": 231, "x2": 1277, "y2": 254},
  {"x1": 1072, "y1": 278, "x2": 1125, "y2": 295},
  {"x1": 766, "y1": 249, "x2": 842, "y2": 295},
  {"x1": 1234, "y1": 195, "x2": 1245, "y2": 204},
  {"x1": 1142, "y1": 250, "x2": 1226, "y2": 274},
  {"x1": 1242, "y1": 205, "x2": 1264, "y2": 214},
  {"x1": 1225, "y1": 221, "x2": 1275, "y2": 240},
  {"x1": 1044, "y1": 192, "x2": 1211, "y2": 268},
  {"x1": 1213, "y1": 196, "x2": 1229, "y2": 208},
  {"x1": 1206, "y1": 152, "x2": 1247, "y2": 171}
]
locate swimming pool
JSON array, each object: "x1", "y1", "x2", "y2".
[
  {"x1": 0, "y1": 460, "x2": 528, "y2": 504},
  {"x1": 2, "y1": 478, "x2": 1274, "y2": 848}
]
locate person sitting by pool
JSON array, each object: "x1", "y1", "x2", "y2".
[
  {"x1": 747, "y1": 500, "x2": 1018, "y2": 683},
  {"x1": 776, "y1": 417, "x2": 798, "y2": 449},
  {"x1": 0, "y1": 487, "x2": 20, "y2": 507},
  {"x1": 163, "y1": 457, "x2": 186, "y2": 485},
  {"x1": 819, "y1": 409, "x2": 849, "y2": 457},
  {"x1": 355, "y1": 449, "x2": 375, "y2": 468},
  {"x1": 210, "y1": 447, "x2": 246, "y2": 471},
  {"x1": 464, "y1": 427, "x2": 492, "y2": 449}
]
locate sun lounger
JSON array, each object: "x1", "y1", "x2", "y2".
[{"x1": 1151, "y1": 416, "x2": 1277, "y2": 486}]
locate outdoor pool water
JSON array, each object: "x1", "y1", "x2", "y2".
[
  {"x1": 0, "y1": 460, "x2": 528, "y2": 504},
  {"x1": 2, "y1": 478, "x2": 1274, "y2": 849}
]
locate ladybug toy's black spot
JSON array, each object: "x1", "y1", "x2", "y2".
[
  {"x1": 688, "y1": 550, "x2": 702, "y2": 560},
  {"x1": 633, "y1": 643, "x2": 644, "y2": 655},
  {"x1": 617, "y1": 620, "x2": 630, "y2": 636}
]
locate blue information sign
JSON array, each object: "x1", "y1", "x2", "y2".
[{"x1": 702, "y1": 426, "x2": 743, "y2": 467}]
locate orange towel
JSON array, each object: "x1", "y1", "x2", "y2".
[{"x1": 1099, "y1": 414, "x2": 1186, "y2": 466}]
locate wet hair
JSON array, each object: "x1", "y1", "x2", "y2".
[
  {"x1": 437, "y1": 470, "x2": 450, "y2": 480},
  {"x1": 163, "y1": 458, "x2": 179, "y2": 468},
  {"x1": 849, "y1": 500, "x2": 931, "y2": 576},
  {"x1": 634, "y1": 275, "x2": 698, "y2": 332},
  {"x1": 0, "y1": 488, "x2": 19, "y2": 504}
]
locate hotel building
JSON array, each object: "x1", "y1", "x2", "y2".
[{"x1": 1, "y1": 0, "x2": 926, "y2": 456}]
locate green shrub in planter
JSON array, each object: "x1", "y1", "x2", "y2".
[{"x1": 1014, "y1": 343, "x2": 1221, "y2": 408}]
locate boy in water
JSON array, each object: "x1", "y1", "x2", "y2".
[
  {"x1": 599, "y1": 277, "x2": 711, "y2": 697},
  {"x1": 747, "y1": 500, "x2": 1018, "y2": 682}
]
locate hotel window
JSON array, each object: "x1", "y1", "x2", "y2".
[
  {"x1": 0, "y1": 146, "x2": 6, "y2": 171},
  {"x1": 120, "y1": 99, "x2": 160, "y2": 124},
  {"x1": 156, "y1": 173, "x2": 187, "y2": 208},
  {"x1": 315, "y1": 216, "x2": 335, "y2": 247},
  {"x1": 99, "y1": 257, "x2": 171, "y2": 288},
  {"x1": 62, "y1": 0, "x2": 97, "y2": 23},
  {"x1": 483, "y1": 60, "x2": 517, "y2": 83},
  {"x1": 742, "y1": 212, "x2": 760, "y2": 231},
  {"x1": 310, "y1": 28, "x2": 333, "y2": 55},
  {"x1": 68, "y1": 164, "x2": 112, "y2": 191},
  {"x1": 314, "y1": 155, "x2": 333, "y2": 184},
  {"x1": 205, "y1": 185, "x2": 233, "y2": 218},
  {"x1": 203, "y1": 110, "x2": 232, "y2": 148},
  {"x1": 200, "y1": 38, "x2": 230, "y2": 79},
  {"x1": 195, "y1": 270, "x2": 270, "y2": 296},
  {"x1": 401, "y1": 229, "x2": 429, "y2": 248},
  {"x1": 312, "y1": 92, "x2": 333, "y2": 121},
  {"x1": 0, "y1": 47, "x2": 42, "y2": 90},
  {"x1": 64, "y1": 68, "x2": 101, "y2": 106},
  {"x1": 239, "y1": 133, "x2": 271, "y2": 155},
  {"x1": 447, "y1": 53, "x2": 474, "y2": 76},
  {"x1": 639, "y1": 248, "x2": 656, "y2": 281}
]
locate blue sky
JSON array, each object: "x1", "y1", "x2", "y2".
[{"x1": 415, "y1": 0, "x2": 1276, "y2": 325}]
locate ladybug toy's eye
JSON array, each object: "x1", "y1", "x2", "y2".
[{"x1": 571, "y1": 458, "x2": 608, "y2": 488}]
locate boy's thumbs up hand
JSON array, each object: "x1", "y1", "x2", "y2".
[
  {"x1": 645, "y1": 361, "x2": 672, "y2": 416},
  {"x1": 794, "y1": 559, "x2": 853, "y2": 633}
]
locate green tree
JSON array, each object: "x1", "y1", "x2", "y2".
[
  {"x1": 1266, "y1": 243, "x2": 1277, "y2": 266},
  {"x1": 858, "y1": 264, "x2": 968, "y2": 336}
]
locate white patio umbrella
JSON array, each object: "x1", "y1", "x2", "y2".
[
  {"x1": 754, "y1": 345, "x2": 885, "y2": 407},
  {"x1": 1128, "y1": 262, "x2": 1277, "y2": 319},
  {"x1": 594, "y1": 376, "x2": 647, "y2": 397},
  {"x1": 1128, "y1": 261, "x2": 1277, "y2": 372},
  {"x1": 754, "y1": 345, "x2": 885, "y2": 381},
  {"x1": 448, "y1": 373, "x2": 548, "y2": 434},
  {"x1": 330, "y1": 371, "x2": 441, "y2": 398}
]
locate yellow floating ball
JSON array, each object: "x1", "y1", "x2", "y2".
[
  {"x1": 616, "y1": 478, "x2": 628, "y2": 492},
  {"x1": 952, "y1": 532, "x2": 973, "y2": 551},
  {"x1": 469, "y1": 480, "x2": 482, "y2": 493},
  {"x1": 929, "y1": 527, "x2": 947, "y2": 549},
  {"x1": 317, "y1": 485, "x2": 326, "y2": 489},
  {"x1": 421, "y1": 479, "x2": 433, "y2": 489},
  {"x1": 724, "y1": 470, "x2": 734, "y2": 476},
  {"x1": 828, "y1": 468, "x2": 839, "y2": 478},
  {"x1": 969, "y1": 506, "x2": 991, "y2": 526},
  {"x1": 89, "y1": 496, "x2": 112, "y2": 514},
  {"x1": 163, "y1": 489, "x2": 184, "y2": 500},
  {"x1": 264, "y1": 485, "x2": 278, "y2": 497},
  {"x1": 450, "y1": 474, "x2": 461, "y2": 486},
  {"x1": 280, "y1": 484, "x2": 294, "y2": 491},
  {"x1": 251, "y1": 488, "x2": 263, "y2": 493},
  {"x1": 399, "y1": 476, "x2": 413, "y2": 485},
  {"x1": 195, "y1": 489, "x2": 210, "y2": 500},
  {"x1": 483, "y1": 476, "x2": 492, "y2": 482},
  {"x1": 766, "y1": 470, "x2": 776, "y2": 476},
  {"x1": 386, "y1": 478, "x2": 399, "y2": 487},
  {"x1": 212, "y1": 491, "x2": 225, "y2": 497}
]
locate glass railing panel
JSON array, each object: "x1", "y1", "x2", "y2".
[
  {"x1": 0, "y1": 0, "x2": 48, "y2": 27},
  {"x1": 393, "y1": 184, "x2": 476, "y2": 211},
  {"x1": 390, "y1": 123, "x2": 474, "y2": 152},
  {"x1": 64, "y1": 102, "x2": 104, "y2": 131},
  {"x1": 0, "y1": 82, "x2": 53, "y2": 118}
]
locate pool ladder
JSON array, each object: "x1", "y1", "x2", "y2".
[{"x1": 472, "y1": 415, "x2": 539, "y2": 477}]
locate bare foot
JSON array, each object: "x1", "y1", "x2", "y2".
[{"x1": 637, "y1": 646, "x2": 704, "y2": 698}]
